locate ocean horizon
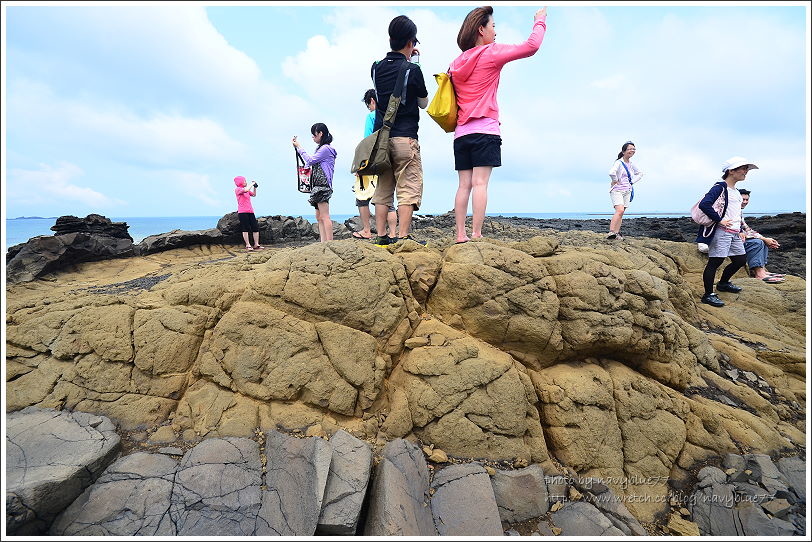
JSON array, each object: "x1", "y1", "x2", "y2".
[{"x1": 4, "y1": 210, "x2": 800, "y2": 248}]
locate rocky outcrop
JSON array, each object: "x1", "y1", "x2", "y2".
[
  {"x1": 49, "y1": 214, "x2": 132, "y2": 238},
  {"x1": 7, "y1": 211, "x2": 805, "y2": 282},
  {"x1": 6, "y1": 213, "x2": 355, "y2": 283},
  {"x1": 216, "y1": 212, "x2": 351, "y2": 245},
  {"x1": 136, "y1": 228, "x2": 225, "y2": 255},
  {"x1": 5, "y1": 226, "x2": 806, "y2": 531},
  {"x1": 6, "y1": 213, "x2": 136, "y2": 284},
  {"x1": 688, "y1": 453, "x2": 805, "y2": 536},
  {"x1": 6, "y1": 407, "x2": 121, "y2": 534},
  {"x1": 6, "y1": 407, "x2": 806, "y2": 536}
]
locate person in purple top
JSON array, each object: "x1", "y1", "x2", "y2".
[{"x1": 293, "y1": 123, "x2": 337, "y2": 242}]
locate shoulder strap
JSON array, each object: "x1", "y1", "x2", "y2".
[
  {"x1": 380, "y1": 62, "x2": 411, "y2": 129},
  {"x1": 620, "y1": 161, "x2": 632, "y2": 182}
]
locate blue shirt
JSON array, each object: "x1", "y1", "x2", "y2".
[{"x1": 364, "y1": 110, "x2": 375, "y2": 138}]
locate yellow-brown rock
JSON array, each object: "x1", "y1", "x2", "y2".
[{"x1": 5, "y1": 233, "x2": 805, "y2": 528}]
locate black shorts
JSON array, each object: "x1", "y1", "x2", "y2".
[
  {"x1": 238, "y1": 212, "x2": 259, "y2": 232},
  {"x1": 453, "y1": 133, "x2": 502, "y2": 171},
  {"x1": 309, "y1": 186, "x2": 333, "y2": 209}
]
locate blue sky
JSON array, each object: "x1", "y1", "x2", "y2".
[{"x1": 2, "y1": 1, "x2": 809, "y2": 221}]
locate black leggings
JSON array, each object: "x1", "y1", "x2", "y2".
[{"x1": 703, "y1": 254, "x2": 747, "y2": 295}]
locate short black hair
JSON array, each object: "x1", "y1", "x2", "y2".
[
  {"x1": 389, "y1": 15, "x2": 417, "y2": 51},
  {"x1": 363, "y1": 89, "x2": 377, "y2": 106},
  {"x1": 739, "y1": 188, "x2": 751, "y2": 196}
]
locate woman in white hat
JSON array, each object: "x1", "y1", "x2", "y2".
[{"x1": 695, "y1": 156, "x2": 758, "y2": 307}]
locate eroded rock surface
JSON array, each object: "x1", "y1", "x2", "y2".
[{"x1": 6, "y1": 227, "x2": 806, "y2": 530}]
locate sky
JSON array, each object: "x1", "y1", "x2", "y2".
[{"x1": 1, "y1": 1, "x2": 810, "y2": 221}]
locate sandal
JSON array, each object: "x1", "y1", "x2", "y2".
[
  {"x1": 253, "y1": 245, "x2": 265, "y2": 250},
  {"x1": 762, "y1": 275, "x2": 784, "y2": 284},
  {"x1": 352, "y1": 231, "x2": 372, "y2": 240},
  {"x1": 245, "y1": 245, "x2": 254, "y2": 251}
]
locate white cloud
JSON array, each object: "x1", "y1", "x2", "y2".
[
  {"x1": 591, "y1": 74, "x2": 626, "y2": 90},
  {"x1": 8, "y1": 78, "x2": 246, "y2": 167},
  {"x1": 7, "y1": 162, "x2": 123, "y2": 209},
  {"x1": 3, "y1": 4, "x2": 806, "y2": 220},
  {"x1": 170, "y1": 171, "x2": 222, "y2": 208}
]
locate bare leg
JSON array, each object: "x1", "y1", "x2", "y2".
[
  {"x1": 242, "y1": 231, "x2": 251, "y2": 247},
  {"x1": 397, "y1": 204, "x2": 414, "y2": 239},
  {"x1": 470, "y1": 166, "x2": 493, "y2": 238},
  {"x1": 318, "y1": 202, "x2": 333, "y2": 241},
  {"x1": 252, "y1": 231, "x2": 260, "y2": 247},
  {"x1": 387, "y1": 209, "x2": 397, "y2": 238},
  {"x1": 358, "y1": 205, "x2": 372, "y2": 237},
  {"x1": 374, "y1": 203, "x2": 389, "y2": 239},
  {"x1": 454, "y1": 169, "x2": 473, "y2": 242},
  {"x1": 609, "y1": 205, "x2": 626, "y2": 234},
  {"x1": 314, "y1": 207, "x2": 324, "y2": 241}
]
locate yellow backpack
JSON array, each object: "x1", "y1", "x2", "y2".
[{"x1": 427, "y1": 72, "x2": 457, "y2": 133}]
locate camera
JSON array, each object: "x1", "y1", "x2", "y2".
[{"x1": 252, "y1": 181, "x2": 259, "y2": 188}]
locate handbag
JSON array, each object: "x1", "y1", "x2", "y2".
[
  {"x1": 427, "y1": 71, "x2": 457, "y2": 133},
  {"x1": 353, "y1": 174, "x2": 377, "y2": 201},
  {"x1": 350, "y1": 62, "x2": 410, "y2": 176},
  {"x1": 296, "y1": 150, "x2": 312, "y2": 193},
  {"x1": 691, "y1": 182, "x2": 729, "y2": 226}
]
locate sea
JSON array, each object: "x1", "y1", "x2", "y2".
[{"x1": 3, "y1": 211, "x2": 793, "y2": 249}]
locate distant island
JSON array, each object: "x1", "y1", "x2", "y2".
[{"x1": 11, "y1": 216, "x2": 57, "y2": 220}]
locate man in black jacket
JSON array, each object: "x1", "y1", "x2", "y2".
[{"x1": 370, "y1": 15, "x2": 429, "y2": 246}]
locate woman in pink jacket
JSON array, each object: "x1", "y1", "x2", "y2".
[{"x1": 449, "y1": 6, "x2": 547, "y2": 243}]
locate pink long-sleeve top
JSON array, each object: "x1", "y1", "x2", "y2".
[{"x1": 448, "y1": 16, "x2": 547, "y2": 136}]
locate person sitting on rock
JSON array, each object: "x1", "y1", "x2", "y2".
[{"x1": 738, "y1": 188, "x2": 784, "y2": 283}]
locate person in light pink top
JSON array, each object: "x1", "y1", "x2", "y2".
[
  {"x1": 234, "y1": 175, "x2": 263, "y2": 251},
  {"x1": 448, "y1": 6, "x2": 548, "y2": 243}
]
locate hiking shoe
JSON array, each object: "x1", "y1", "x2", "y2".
[
  {"x1": 701, "y1": 293, "x2": 725, "y2": 307},
  {"x1": 397, "y1": 235, "x2": 427, "y2": 246},
  {"x1": 606, "y1": 232, "x2": 617, "y2": 240},
  {"x1": 716, "y1": 281, "x2": 742, "y2": 293},
  {"x1": 373, "y1": 235, "x2": 391, "y2": 247}
]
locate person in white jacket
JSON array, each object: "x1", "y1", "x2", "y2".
[{"x1": 607, "y1": 140, "x2": 643, "y2": 240}]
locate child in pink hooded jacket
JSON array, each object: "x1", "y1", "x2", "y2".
[
  {"x1": 448, "y1": 6, "x2": 547, "y2": 243},
  {"x1": 234, "y1": 175, "x2": 263, "y2": 251}
]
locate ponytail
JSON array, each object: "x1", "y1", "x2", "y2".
[{"x1": 311, "y1": 122, "x2": 333, "y2": 149}]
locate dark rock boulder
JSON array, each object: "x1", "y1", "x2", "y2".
[
  {"x1": 6, "y1": 214, "x2": 136, "y2": 284},
  {"x1": 6, "y1": 232, "x2": 134, "y2": 284},
  {"x1": 50, "y1": 213, "x2": 133, "y2": 239},
  {"x1": 135, "y1": 228, "x2": 224, "y2": 256},
  {"x1": 217, "y1": 212, "x2": 349, "y2": 244}
]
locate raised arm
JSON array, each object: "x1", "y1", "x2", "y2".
[
  {"x1": 296, "y1": 145, "x2": 333, "y2": 166},
  {"x1": 490, "y1": 9, "x2": 547, "y2": 67}
]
